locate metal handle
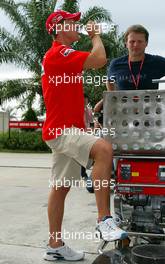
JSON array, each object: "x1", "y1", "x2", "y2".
[{"x1": 152, "y1": 79, "x2": 165, "y2": 83}]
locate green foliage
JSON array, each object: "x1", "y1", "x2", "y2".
[
  {"x1": 21, "y1": 107, "x2": 38, "y2": 132},
  {"x1": 62, "y1": 0, "x2": 79, "y2": 13},
  {"x1": 22, "y1": 108, "x2": 38, "y2": 121},
  {"x1": 0, "y1": 0, "x2": 56, "y2": 114},
  {"x1": 80, "y1": 6, "x2": 112, "y2": 25},
  {"x1": 0, "y1": 131, "x2": 50, "y2": 152}
]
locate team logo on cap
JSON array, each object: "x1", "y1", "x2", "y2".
[{"x1": 52, "y1": 15, "x2": 63, "y2": 23}]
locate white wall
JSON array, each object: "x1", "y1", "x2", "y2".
[{"x1": 0, "y1": 111, "x2": 9, "y2": 133}]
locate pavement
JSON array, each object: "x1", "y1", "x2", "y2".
[{"x1": 0, "y1": 152, "x2": 113, "y2": 264}]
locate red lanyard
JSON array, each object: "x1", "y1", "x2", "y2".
[{"x1": 128, "y1": 57, "x2": 144, "y2": 89}]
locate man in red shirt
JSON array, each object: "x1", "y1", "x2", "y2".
[{"x1": 42, "y1": 10, "x2": 127, "y2": 261}]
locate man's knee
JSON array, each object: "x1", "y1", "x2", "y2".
[
  {"x1": 90, "y1": 139, "x2": 112, "y2": 161},
  {"x1": 51, "y1": 185, "x2": 71, "y2": 193}
]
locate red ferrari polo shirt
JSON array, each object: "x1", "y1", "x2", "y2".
[{"x1": 41, "y1": 41, "x2": 90, "y2": 140}]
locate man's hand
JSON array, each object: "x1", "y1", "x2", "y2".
[
  {"x1": 106, "y1": 81, "x2": 115, "y2": 91},
  {"x1": 86, "y1": 21, "x2": 101, "y2": 38},
  {"x1": 83, "y1": 21, "x2": 106, "y2": 70}
]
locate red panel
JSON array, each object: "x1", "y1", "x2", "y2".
[{"x1": 116, "y1": 159, "x2": 165, "y2": 195}]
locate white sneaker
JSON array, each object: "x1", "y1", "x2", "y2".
[
  {"x1": 96, "y1": 216, "x2": 128, "y2": 242},
  {"x1": 43, "y1": 243, "x2": 85, "y2": 261}
]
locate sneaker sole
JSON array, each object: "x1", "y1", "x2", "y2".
[
  {"x1": 96, "y1": 228, "x2": 128, "y2": 242},
  {"x1": 43, "y1": 253, "x2": 85, "y2": 261},
  {"x1": 43, "y1": 255, "x2": 64, "y2": 261}
]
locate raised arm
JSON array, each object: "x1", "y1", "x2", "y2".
[{"x1": 83, "y1": 21, "x2": 107, "y2": 70}]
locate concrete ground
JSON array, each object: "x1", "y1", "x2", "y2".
[{"x1": 0, "y1": 153, "x2": 113, "y2": 264}]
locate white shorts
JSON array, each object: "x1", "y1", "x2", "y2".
[{"x1": 46, "y1": 127, "x2": 98, "y2": 184}]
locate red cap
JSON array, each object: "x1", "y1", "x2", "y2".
[{"x1": 46, "y1": 10, "x2": 81, "y2": 34}]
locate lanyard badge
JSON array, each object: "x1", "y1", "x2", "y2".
[{"x1": 128, "y1": 57, "x2": 144, "y2": 89}]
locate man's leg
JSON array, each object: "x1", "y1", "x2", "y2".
[
  {"x1": 90, "y1": 138, "x2": 127, "y2": 241},
  {"x1": 90, "y1": 138, "x2": 112, "y2": 221},
  {"x1": 44, "y1": 183, "x2": 84, "y2": 261},
  {"x1": 48, "y1": 186, "x2": 70, "y2": 248},
  {"x1": 44, "y1": 138, "x2": 85, "y2": 261}
]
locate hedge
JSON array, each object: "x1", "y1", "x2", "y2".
[{"x1": 0, "y1": 131, "x2": 51, "y2": 152}]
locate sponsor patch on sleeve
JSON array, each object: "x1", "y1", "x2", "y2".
[{"x1": 60, "y1": 48, "x2": 75, "y2": 57}]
